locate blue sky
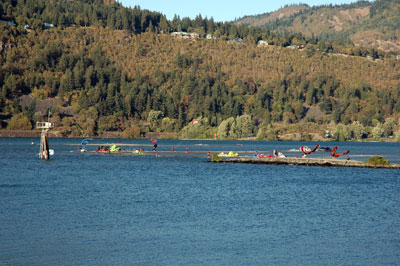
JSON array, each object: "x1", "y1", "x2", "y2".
[{"x1": 119, "y1": 0, "x2": 364, "y2": 22}]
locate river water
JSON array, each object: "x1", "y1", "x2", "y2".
[{"x1": 1, "y1": 138, "x2": 399, "y2": 265}]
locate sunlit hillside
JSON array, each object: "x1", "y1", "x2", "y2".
[{"x1": 235, "y1": 0, "x2": 400, "y2": 52}]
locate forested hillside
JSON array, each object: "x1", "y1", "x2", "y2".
[
  {"x1": 235, "y1": 0, "x2": 400, "y2": 52},
  {"x1": 1, "y1": 0, "x2": 400, "y2": 140}
]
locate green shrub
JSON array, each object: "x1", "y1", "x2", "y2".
[
  {"x1": 211, "y1": 153, "x2": 221, "y2": 162},
  {"x1": 366, "y1": 156, "x2": 391, "y2": 166},
  {"x1": 6, "y1": 113, "x2": 32, "y2": 130},
  {"x1": 122, "y1": 126, "x2": 141, "y2": 139}
]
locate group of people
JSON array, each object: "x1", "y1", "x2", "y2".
[
  {"x1": 96, "y1": 146, "x2": 109, "y2": 152},
  {"x1": 255, "y1": 149, "x2": 286, "y2": 158},
  {"x1": 152, "y1": 139, "x2": 190, "y2": 153},
  {"x1": 95, "y1": 145, "x2": 122, "y2": 153},
  {"x1": 253, "y1": 144, "x2": 350, "y2": 159},
  {"x1": 91, "y1": 139, "x2": 349, "y2": 159}
]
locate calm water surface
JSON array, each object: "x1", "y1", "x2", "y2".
[{"x1": 1, "y1": 138, "x2": 400, "y2": 265}]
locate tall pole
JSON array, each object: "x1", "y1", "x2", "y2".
[
  {"x1": 37, "y1": 120, "x2": 53, "y2": 160},
  {"x1": 39, "y1": 128, "x2": 50, "y2": 160}
]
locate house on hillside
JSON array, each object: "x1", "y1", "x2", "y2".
[
  {"x1": 189, "y1": 32, "x2": 199, "y2": 39},
  {"x1": 257, "y1": 40, "x2": 268, "y2": 46},
  {"x1": 228, "y1": 38, "x2": 243, "y2": 43},
  {"x1": 206, "y1": 34, "x2": 216, "y2": 40},
  {"x1": 171, "y1": 31, "x2": 188, "y2": 38},
  {"x1": 171, "y1": 31, "x2": 199, "y2": 39},
  {"x1": 43, "y1": 23, "x2": 54, "y2": 29},
  {"x1": 0, "y1": 20, "x2": 16, "y2": 26}
]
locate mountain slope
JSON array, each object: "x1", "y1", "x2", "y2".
[
  {"x1": 2, "y1": 27, "x2": 400, "y2": 130},
  {"x1": 235, "y1": 0, "x2": 400, "y2": 51},
  {"x1": 235, "y1": 4, "x2": 309, "y2": 27},
  {"x1": 0, "y1": 0, "x2": 400, "y2": 139}
]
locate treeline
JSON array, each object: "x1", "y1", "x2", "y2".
[
  {"x1": 0, "y1": 0, "x2": 381, "y2": 55},
  {"x1": 0, "y1": 0, "x2": 166, "y2": 33},
  {"x1": 0, "y1": 0, "x2": 295, "y2": 38}
]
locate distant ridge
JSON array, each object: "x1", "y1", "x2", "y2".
[
  {"x1": 234, "y1": 0, "x2": 400, "y2": 51},
  {"x1": 235, "y1": 4, "x2": 310, "y2": 27}
]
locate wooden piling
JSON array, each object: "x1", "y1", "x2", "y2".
[
  {"x1": 39, "y1": 132, "x2": 50, "y2": 160},
  {"x1": 37, "y1": 121, "x2": 54, "y2": 160}
]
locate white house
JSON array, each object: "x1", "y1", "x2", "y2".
[
  {"x1": 43, "y1": 23, "x2": 54, "y2": 29},
  {"x1": 206, "y1": 34, "x2": 216, "y2": 40},
  {"x1": 171, "y1": 31, "x2": 199, "y2": 39},
  {"x1": 189, "y1": 32, "x2": 199, "y2": 38},
  {"x1": 257, "y1": 40, "x2": 269, "y2": 46}
]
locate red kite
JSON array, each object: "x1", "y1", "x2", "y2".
[
  {"x1": 301, "y1": 144, "x2": 320, "y2": 155},
  {"x1": 330, "y1": 146, "x2": 350, "y2": 158}
]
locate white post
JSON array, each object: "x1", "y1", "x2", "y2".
[{"x1": 37, "y1": 121, "x2": 54, "y2": 160}]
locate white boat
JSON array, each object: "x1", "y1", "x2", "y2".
[{"x1": 38, "y1": 149, "x2": 54, "y2": 157}]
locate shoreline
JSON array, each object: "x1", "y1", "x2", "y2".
[
  {"x1": 0, "y1": 130, "x2": 124, "y2": 139},
  {"x1": 0, "y1": 129, "x2": 399, "y2": 143}
]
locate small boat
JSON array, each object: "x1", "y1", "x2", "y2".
[
  {"x1": 38, "y1": 149, "x2": 54, "y2": 156},
  {"x1": 132, "y1": 150, "x2": 144, "y2": 155}
]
